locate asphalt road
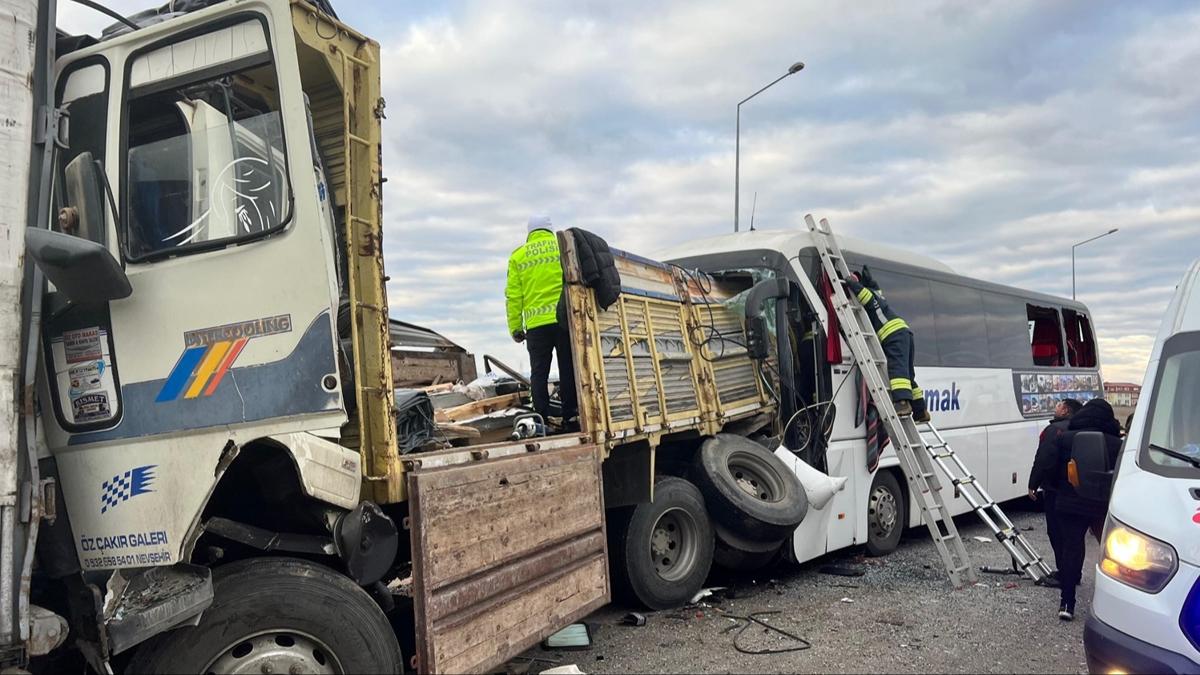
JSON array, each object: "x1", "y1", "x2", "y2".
[{"x1": 516, "y1": 504, "x2": 1099, "y2": 674}]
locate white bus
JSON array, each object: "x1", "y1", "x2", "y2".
[{"x1": 659, "y1": 228, "x2": 1105, "y2": 562}]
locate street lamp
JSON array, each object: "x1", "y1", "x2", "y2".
[
  {"x1": 1071, "y1": 228, "x2": 1119, "y2": 299},
  {"x1": 735, "y1": 61, "x2": 805, "y2": 233}
]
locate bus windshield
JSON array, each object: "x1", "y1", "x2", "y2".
[{"x1": 1143, "y1": 333, "x2": 1200, "y2": 476}]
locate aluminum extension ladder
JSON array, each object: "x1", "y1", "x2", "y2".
[{"x1": 805, "y1": 215, "x2": 1052, "y2": 587}]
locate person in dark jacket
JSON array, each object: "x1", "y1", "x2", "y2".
[
  {"x1": 1027, "y1": 398, "x2": 1082, "y2": 584},
  {"x1": 1052, "y1": 398, "x2": 1122, "y2": 621}
]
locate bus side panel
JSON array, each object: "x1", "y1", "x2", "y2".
[
  {"x1": 986, "y1": 422, "x2": 1041, "y2": 503},
  {"x1": 407, "y1": 441, "x2": 609, "y2": 675}
]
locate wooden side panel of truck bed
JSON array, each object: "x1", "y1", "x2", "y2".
[{"x1": 406, "y1": 438, "x2": 609, "y2": 674}]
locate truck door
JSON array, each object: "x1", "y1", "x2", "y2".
[
  {"x1": 47, "y1": 11, "x2": 343, "y2": 447},
  {"x1": 43, "y1": 7, "x2": 344, "y2": 568}
]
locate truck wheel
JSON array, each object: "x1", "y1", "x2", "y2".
[
  {"x1": 610, "y1": 476, "x2": 714, "y2": 610},
  {"x1": 866, "y1": 470, "x2": 905, "y2": 556},
  {"x1": 713, "y1": 523, "x2": 782, "y2": 572},
  {"x1": 127, "y1": 557, "x2": 403, "y2": 674},
  {"x1": 692, "y1": 434, "x2": 808, "y2": 543}
]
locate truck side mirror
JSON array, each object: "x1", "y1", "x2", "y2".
[
  {"x1": 62, "y1": 152, "x2": 107, "y2": 245},
  {"x1": 26, "y1": 228, "x2": 131, "y2": 304},
  {"x1": 1068, "y1": 431, "x2": 1114, "y2": 501},
  {"x1": 746, "y1": 315, "x2": 769, "y2": 360}
]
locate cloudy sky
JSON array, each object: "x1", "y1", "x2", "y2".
[{"x1": 59, "y1": 1, "x2": 1198, "y2": 383}]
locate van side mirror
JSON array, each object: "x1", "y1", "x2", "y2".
[
  {"x1": 1069, "y1": 431, "x2": 1114, "y2": 501},
  {"x1": 26, "y1": 228, "x2": 131, "y2": 304},
  {"x1": 62, "y1": 152, "x2": 107, "y2": 245}
]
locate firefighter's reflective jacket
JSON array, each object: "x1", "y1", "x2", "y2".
[
  {"x1": 848, "y1": 277, "x2": 909, "y2": 342},
  {"x1": 506, "y1": 228, "x2": 563, "y2": 334}
]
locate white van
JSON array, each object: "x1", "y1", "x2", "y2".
[{"x1": 1084, "y1": 259, "x2": 1200, "y2": 673}]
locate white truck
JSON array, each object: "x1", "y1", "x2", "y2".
[{"x1": 3, "y1": 1, "x2": 797, "y2": 671}]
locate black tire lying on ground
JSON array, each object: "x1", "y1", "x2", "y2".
[
  {"x1": 127, "y1": 557, "x2": 404, "y2": 674},
  {"x1": 609, "y1": 476, "x2": 715, "y2": 610},
  {"x1": 712, "y1": 522, "x2": 783, "y2": 572},
  {"x1": 692, "y1": 434, "x2": 809, "y2": 543}
]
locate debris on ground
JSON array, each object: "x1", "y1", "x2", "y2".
[
  {"x1": 688, "y1": 587, "x2": 728, "y2": 604},
  {"x1": 839, "y1": 597, "x2": 854, "y2": 603},
  {"x1": 540, "y1": 665, "x2": 585, "y2": 675},
  {"x1": 972, "y1": 536, "x2": 993, "y2": 543},
  {"x1": 819, "y1": 564, "x2": 866, "y2": 577},
  {"x1": 719, "y1": 611, "x2": 812, "y2": 655},
  {"x1": 618, "y1": 612, "x2": 646, "y2": 627},
  {"x1": 542, "y1": 624, "x2": 593, "y2": 650},
  {"x1": 515, "y1": 509, "x2": 1096, "y2": 674}
]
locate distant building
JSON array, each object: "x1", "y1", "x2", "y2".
[{"x1": 1104, "y1": 381, "x2": 1141, "y2": 408}]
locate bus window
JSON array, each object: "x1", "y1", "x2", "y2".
[
  {"x1": 930, "y1": 281, "x2": 987, "y2": 367},
  {"x1": 865, "y1": 268, "x2": 939, "y2": 366},
  {"x1": 983, "y1": 292, "x2": 1033, "y2": 368},
  {"x1": 1027, "y1": 304, "x2": 1064, "y2": 366},
  {"x1": 1062, "y1": 308, "x2": 1097, "y2": 367}
]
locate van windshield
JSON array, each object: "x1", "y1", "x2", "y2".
[{"x1": 1143, "y1": 333, "x2": 1200, "y2": 476}]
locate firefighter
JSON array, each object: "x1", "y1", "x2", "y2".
[
  {"x1": 847, "y1": 267, "x2": 929, "y2": 422},
  {"x1": 505, "y1": 215, "x2": 576, "y2": 423}
]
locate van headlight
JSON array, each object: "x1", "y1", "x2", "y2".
[{"x1": 1099, "y1": 517, "x2": 1177, "y2": 593}]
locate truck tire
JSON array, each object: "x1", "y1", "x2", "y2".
[
  {"x1": 692, "y1": 434, "x2": 808, "y2": 543},
  {"x1": 127, "y1": 557, "x2": 403, "y2": 674},
  {"x1": 712, "y1": 523, "x2": 782, "y2": 572},
  {"x1": 866, "y1": 469, "x2": 906, "y2": 556},
  {"x1": 610, "y1": 476, "x2": 714, "y2": 610}
]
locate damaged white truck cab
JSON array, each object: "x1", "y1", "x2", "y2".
[
  {"x1": 24, "y1": 1, "x2": 783, "y2": 671},
  {"x1": 24, "y1": 1, "x2": 618, "y2": 672}
]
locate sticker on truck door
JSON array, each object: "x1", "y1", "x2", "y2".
[{"x1": 48, "y1": 326, "x2": 122, "y2": 429}]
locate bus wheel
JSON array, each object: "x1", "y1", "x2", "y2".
[
  {"x1": 127, "y1": 557, "x2": 403, "y2": 674},
  {"x1": 611, "y1": 476, "x2": 714, "y2": 610},
  {"x1": 866, "y1": 470, "x2": 905, "y2": 556}
]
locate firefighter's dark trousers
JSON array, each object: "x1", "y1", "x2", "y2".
[{"x1": 882, "y1": 327, "x2": 926, "y2": 416}]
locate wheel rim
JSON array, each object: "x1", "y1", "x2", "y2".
[
  {"x1": 204, "y1": 630, "x2": 342, "y2": 675},
  {"x1": 650, "y1": 506, "x2": 700, "y2": 582},
  {"x1": 868, "y1": 484, "x2": 898, "y2": 540},
  {"x1": 727, "y1": 451, "x2": 784, "y2": 502}
]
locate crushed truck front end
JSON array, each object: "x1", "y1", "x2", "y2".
[{"x1": 26, "y1": 1, "x2": 608, "y2": 672}]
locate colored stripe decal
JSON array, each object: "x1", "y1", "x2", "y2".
[
  {"x1": 204, "y1": 337, "x2": 248, "y2": 397},
  {"x1": 155, "y1": 346, "x2": 207, "y2": 402},
  {"x1": 185, "y1": 341, "x2": 232, "y2": 399}
]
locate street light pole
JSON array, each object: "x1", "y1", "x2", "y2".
[
  {"x1": 1071, "y1": 228, "x2": 1119, "y2": 299},
  {"x1": 735, "y1": 61, "x2": 804, "y2": 233}
]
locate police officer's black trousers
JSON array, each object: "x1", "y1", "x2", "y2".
[{"x1": 526, "y1": 323, "x2": 576, "y2": 421}]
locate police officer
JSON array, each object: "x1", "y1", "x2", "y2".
[
  {"x1": 505, "y1": 215, "x2": 576, "y2": 423},
  {"x1": 847, "y1": 267, "x2": 929, "y2": 422}
]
